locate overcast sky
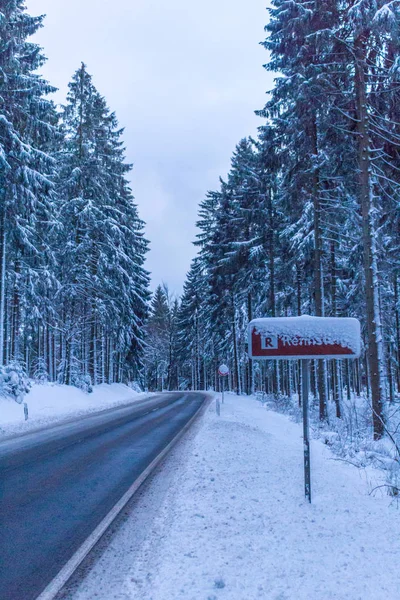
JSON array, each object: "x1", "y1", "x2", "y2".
[{"x1": 27, "y1": 0, "x2": 272, "y2": 294}]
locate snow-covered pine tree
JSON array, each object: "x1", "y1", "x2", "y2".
[
  {"x1": 259, "y1": 0, "x2": 349, "y2": 419},
  {"x1": 144, "y1": 285, "x2": 171, "y2": 391},
  {"x1": 0, "y1": 0, "x2": 58, "y2": 374},
  {"x1": 56, "y1": 64, "x2": 149, "y2": 387},
  {"x1": 170, "y1": 0, "x2": 400, "y2": 444},
  {"x1": 315, "y1": 0, "x2": 400, "y2": 436},
  {"x1": 177, "y1": 258, "x2": 209, "y2": 390}
]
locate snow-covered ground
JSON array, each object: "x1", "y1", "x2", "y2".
[
  {"x1": 65, "y1": 392, "x2": 400, "y2": 600},
  {"x1": 0, "y1": 383, "x2": 151, "y2": 438}
]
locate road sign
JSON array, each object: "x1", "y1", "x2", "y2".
[
  {"x1": 247, "y1": 315, "x2": 361, "y2": 504},
  {"x1": 248, "y1": 315, "x2": 361, "y2": 360},
  {"x1": 218, "y1": 364, "x2": 230, "y2": 376}
]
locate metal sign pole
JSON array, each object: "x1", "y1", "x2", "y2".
[
  {"x1": 222, "y1": 377, "x2": 225, "y2": 403},
  {"x1": 302, "y1": 359, "x2": 311, "y2": 503}
]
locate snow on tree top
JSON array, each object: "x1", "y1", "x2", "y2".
[{"x1": 249, "y1": 316, "x2": 361, "y2": 358}]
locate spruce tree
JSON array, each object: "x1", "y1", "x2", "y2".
[
  {"x1": 56, "y1": 64, "x2": 149, "y2": 386},
  {"x1": 0, "y1": 0, "x2": 58, "y2": 368}
]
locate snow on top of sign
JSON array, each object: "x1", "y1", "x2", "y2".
[{"x1": 251, "y1": 315, "x2": 361, "y2": 353}]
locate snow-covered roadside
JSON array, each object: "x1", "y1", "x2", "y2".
[
  {"x1": 66, "y1": 392, "x2": 400, "y2": 600},
  {"x1": 0, "y1": 383, "x2": 152, "y2": 438}
]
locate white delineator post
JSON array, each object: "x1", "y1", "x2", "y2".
[
  {"x1": 218, "y1": 364, "x2": 230, "y2": 404},
  {"x1": 248, "y1": 315, "x2": 361, "y2": 504}
]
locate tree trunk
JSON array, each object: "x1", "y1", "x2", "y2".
[
  {"x1": 0, "y1": 210, "x2": 6, "y2": 365},
  {"x1": 247, "y1": 293, "x2": 253, "y2": 394},
  {"x1": 266, "y1": 186, "x2": 278, "y2": 396},
  {"x1": 394, "y1": 272, "x2": 400, "y2": 393},
  {"x1": 232, "y1": 294, "x2": 240, "y2": 395},
  {"x1": 388, "y1": 345, "x2": 394, "y2": 404},
  {"x1": 12, "y1": 257, "x2": 21, "y2": 361},
  {"x1": 65, "y1": 339, "x2": 72, "y2": 386},
  {"x1": 310, "y1": 115, "x2": 327, "y2": 420},
  {"x1": 296, "y1": 264, "x2": 302, "y2": 405},
  {"x1": 330, "y1": 240, "x2": 341, "y2": 417},
  {"x1": 354, "y1": 36, "x2": 385, "y2": 439}
]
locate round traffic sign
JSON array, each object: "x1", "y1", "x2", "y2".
[{"x1": 218, "y1": 364, "x2": 229, "y2": 376}]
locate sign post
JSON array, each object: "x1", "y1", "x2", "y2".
[
  {"x1": 301, "y1": 359, "x2": 311, "y2": 502},
  {"x1": 218, "y1": 364, "x2": 230, "y2": 404},
  {"x1": 248, "y1": 315, "x2": 361, "y2": 503}
]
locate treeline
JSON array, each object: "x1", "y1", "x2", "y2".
[
  {"x1": 0, "y1": 3, "x2": 149, "y2": 388},
  {"x1": 152, "y1": 0, "x2": 400, "y2": 440}
]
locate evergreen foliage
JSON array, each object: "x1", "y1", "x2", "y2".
[
  {"x1": 144, "y1": 285, "x2": 179, "y2": 391},
  {"x1": 0, "y1": 3, "x2": 150, "y2": 394},
  {"x1": 175, "y1": 0, "x2": 400, "y2": 439}
]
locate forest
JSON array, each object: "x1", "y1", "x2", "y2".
[
  {"x1": 146, "y1": 0, "x2": 400, "y2": 442},
  {"x1": 2, "y1": 1, "x2": 400, "y2": 442},
  {"x1": 0, "y1": 3, "x2": 150, "y2": 391}
]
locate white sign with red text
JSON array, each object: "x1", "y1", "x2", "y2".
[{"x1": 248, "y1": 315, "x2": 361, "y2": 360}]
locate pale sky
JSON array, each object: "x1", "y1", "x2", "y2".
[{"x1": 27, "y1": 0, "x2": 272, "y2": 294}]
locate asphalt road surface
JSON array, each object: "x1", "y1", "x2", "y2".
[{"x1": 0, "y1": 392, "x2": 207, "y2": 600}]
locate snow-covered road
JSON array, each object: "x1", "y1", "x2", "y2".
[{"x1": 66, "y1": 394, "x2": 400, "y2": 600}]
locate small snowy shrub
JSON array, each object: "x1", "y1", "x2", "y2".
[
  {"x1": 214, "y1": 578, "x2": 225, "y2": 589},
  {"x1": 128, "y1": 381, "x2": 142, "y2": 393},
  {"x1": 72, "y1": 373, "x2": 93, "y2": 394},
  {"x1": 33, "y1": 358, "x2": 49, "y2": 384},
  {"x1": 320, "y1": 431, "x2": 340, "y2": 446},
  {"x1": 386, "y1": 461, "x2": 400, "y2": 497},
  {"x1": 263, "y1": 392, "x2": 302, "y2": 423},
  {"x1": 255, "y1": 390, "x2": 267, "y2": 405},
  {"x1": 0, "y1": 362, "x2": 31, "y2": 404}
]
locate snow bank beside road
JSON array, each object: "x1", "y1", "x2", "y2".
[
  {"x1": 0, "y1": 383, "x2": 150, "y2": 438},
  {"x1": 68, "y1": 393, "x2": 400, "y2": 600}
]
